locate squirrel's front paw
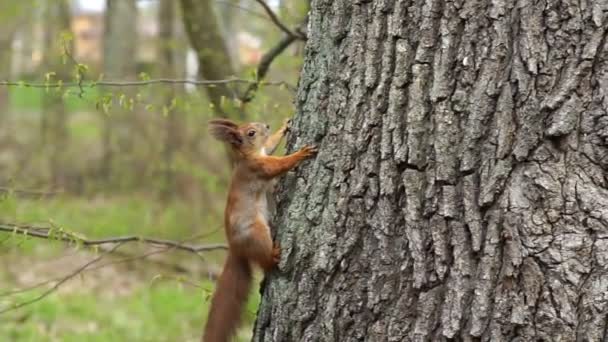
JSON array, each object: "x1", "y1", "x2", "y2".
[
  {"x1": 281, "y1": 118, "x2": 292, "y2": 134},
  {"x1": 271, "y1": 243, "x2": 281, "y2": 265},
  {"x1": 299, "y1": 145, "x2": 319, "y2": 158}
]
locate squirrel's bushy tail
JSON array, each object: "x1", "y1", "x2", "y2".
[{"x1": 202, "y1": 253, "x2": 252, "y2": 342}]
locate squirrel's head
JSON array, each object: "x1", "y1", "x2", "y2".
[{"x1": 209, "y1": 119, "x2": 271, "y2": 155}]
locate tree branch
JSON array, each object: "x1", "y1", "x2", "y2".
[
  {"x1": 215, "y1": 0, "x2": 270, "y2": 22},
  {"x1": 0, "y1": 187, "x2": 63, "y2": 198},
  {"x1": 0, "y1": 78, "x2": 294, "y2": 90},
  {"x1": 0, "y1": 222, "x2": 227, "y2": 254},
  {"x1": 1, "y1": 227, "x2": 223, "y2": 300},
  {"x1": 254, "y1": 0, "x2": 306, "y2": 40},
  {"x1": 241, "y1": 33, "x2": 298, "y2": 103}
]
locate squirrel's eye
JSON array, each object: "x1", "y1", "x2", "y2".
[{"x1": 247, "y1": 130, "x2": 256, "y2": 137}]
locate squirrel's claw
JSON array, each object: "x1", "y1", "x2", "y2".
[
  {"x1": 299, "y1": 144, "x2": 319, "y2": 158},
  {"x1": 272, "y1": 243, "x2": 281, "y2": 266},
  {"x1": 282, "y1": 118, "x2": 292, "y2": 134}
]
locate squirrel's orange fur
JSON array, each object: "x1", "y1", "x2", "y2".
[{"x1": 203, "y1": 118, "x2": 317, "y2": 342}]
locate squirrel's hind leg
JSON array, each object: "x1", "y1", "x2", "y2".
[{"x1": 233, "y1": 219, "x2": 279, "y2": 272}]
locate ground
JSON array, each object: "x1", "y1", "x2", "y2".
[{"x1": 0, "y1": 196, "x2": 259, "y2": 342}]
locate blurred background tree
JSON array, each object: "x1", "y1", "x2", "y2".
[{"x1": 0, "y1": 0, "x2": 308, "y2": 341}]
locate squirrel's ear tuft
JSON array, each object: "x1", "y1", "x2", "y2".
[
  {"x1": 208, "y1": 119, "x2": 239, "y2": 129},
  {"x1": 209, "y1": 121, "x2": 243, "y2": 146}
]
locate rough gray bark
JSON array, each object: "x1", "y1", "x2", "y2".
[{"x1": 254, "y1": 0, "x2": 608, "y2": 341}]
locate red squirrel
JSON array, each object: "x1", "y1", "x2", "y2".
[{"x1": 203, "y1": 118, "x2": 317, "y2": 342}]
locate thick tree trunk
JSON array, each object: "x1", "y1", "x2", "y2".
[{"x1": 254, "y1": 0, "x2": 608, "y2": 341}]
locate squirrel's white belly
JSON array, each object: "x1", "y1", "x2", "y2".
[{"x1": 229, "y1": 191, "x2": 270, "y2": 241}]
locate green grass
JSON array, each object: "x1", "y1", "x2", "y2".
[
  {"x1": 68, "y1": 113, "x2": 102, "y2": 140},
  {"x1": 9, "y1": 87, "x2": 100, "y2": 112},
  {"x1": 0, "y1": 195, "x2": 262, "y2": 341},
  {"x1": 0, "y1": 282, "x2": 260, "y2": 342}
]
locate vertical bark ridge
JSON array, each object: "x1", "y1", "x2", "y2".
[{"x1": 253, "y1": 0, "x2": 608, "y2": 341}]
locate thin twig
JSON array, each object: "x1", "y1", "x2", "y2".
[
  {"x1": 215, "y1": 0, "x2": 269, "y2": 22},
  {"x1": 241, "y1": 33, "x2": 298, "y2": 103},
  {"x1": 253, "y1": 0, "x2": 306, "y2": 40},
  {"x1": 240, "y1": 15, "x2": 308, "y2": 103},
  {"x1": 0, "y1": 249, "x2": 91, "y2": 297},
  {"x1": 61, "y1": 36, "x2": 86, "y2": 97},
  {"x1": 0, "y1": 247, "x2": 201, "y2": 299},
  {"x1": 150, "y1": 274, "x2": 206, "y2": 290},
  {"x1": 0, "y1": 187, "x2": 63, "y2": 198},
  {"x1": 0, "y1": 229, "x2": 223, "y2": 298},
  {"x1": 0, "y1": 242, "x2": 125, "y2": 314},
  {"x1": 0, "y1": 78, "x2": 293, "y2": 90},
  {"x1": 0, "y1": 222, "x2": 227, "y2": 253}
]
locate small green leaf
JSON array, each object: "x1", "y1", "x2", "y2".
[{"x1": 45, "y1": 72, "x2": 56, "y2": 82}]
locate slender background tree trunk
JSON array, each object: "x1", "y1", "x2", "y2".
[
  {"x1": 100, "y1": 0, "x2": 138, "y2": 184},
  {"x1": 41, "y1": 0, "x2": 71, "y2": 188},
  {"x1": 254, "y1": 0, "x2": 608, "y2": 341},
  {"x1": 0, "y1": 37, "x2": 13, "y2": 120},
  {"x1": 179, "y1": 0, "x2": 240, "y2": 117},
  {"x1": 0, "y1": 1, "x2": 32, "y2": 119},
  {"x1": 158, "y1": 0, "x2": 182, "y2": 200},
  {"x1": 0, "y1": 31, "x2": 14, "y2": 119},
  {"x1": 217, "y1": 0, "x2": 241, "y2": 69}
]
